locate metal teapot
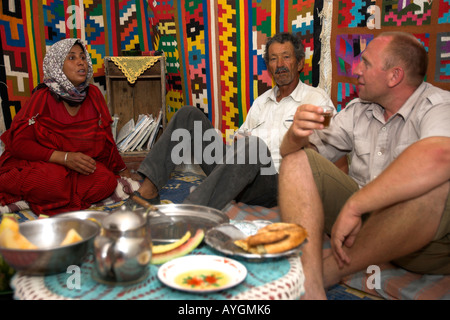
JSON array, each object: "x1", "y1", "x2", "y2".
[{"x1": 93, "y1": 205, "x2": 152, "y2": 284}]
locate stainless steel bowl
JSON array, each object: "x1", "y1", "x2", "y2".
[
  {"x1": 0, "y1": 218, "x2": 99, "y2": 275},
  {"x1": 54, "y1": 210, "x2": 108, "y2": 224}
]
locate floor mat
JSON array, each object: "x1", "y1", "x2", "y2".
[{"x1": 326, "y1": 284, "x2": 381, "y2": 300}]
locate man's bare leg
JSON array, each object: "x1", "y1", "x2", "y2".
[
  {"x1": 323, "y1": 181, "x2": 449, "y2": 288},
  {"x1": 278, "y1": 149, "x2": 327, "y2": 299}
]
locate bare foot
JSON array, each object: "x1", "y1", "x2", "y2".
[
  {"x1": 138, "y1": 178, "x2": 159, "y2": 199},
  {"x1": 130, "y1": 172, "x2": 143, "y2": 181}
]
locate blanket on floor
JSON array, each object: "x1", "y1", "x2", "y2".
[{"x1": 0, "y1": 169, "x2": 448, "y2": 300}]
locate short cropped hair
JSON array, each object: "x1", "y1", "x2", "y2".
[
  {"x1": 264, "y1": 32, "x2": 305, "y2": 65},
  {"x1": 380, "y1": 31, "x2": 428, "y2": 87}
]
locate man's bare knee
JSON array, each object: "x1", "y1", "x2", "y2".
[{"x1": 279, "y1": 149, "x2": 308, "y2": 173}]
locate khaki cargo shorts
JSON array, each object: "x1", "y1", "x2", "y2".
[{"x1": 304, "y1": 148, "x2": 450, "y2": 275}]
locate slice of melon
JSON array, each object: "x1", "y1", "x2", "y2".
[
  {"x1": 0, "y1": 217, "x2": 38, "y2": 250},
  {"x1": 0, "y1": 228, "x2": 38, "y2": 249},
  {"x1": 151, "y1": 229, "x2": 204, "y2": 265},
  {"x1": 0, "y1": 217, "x2": 19, "y2": 234},
  {"x1": 152, "y1": 231, "x2": 191, "y2": 254},
  {"x1": 60, "y1": 228, "x2": 83, "y2": 246}
]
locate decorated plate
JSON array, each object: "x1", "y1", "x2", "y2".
[
  {"x1": 204, "y1": 220, "x2": 306, "y2": 260},
  {"x1": 157, "y1": 255, "x2": 247, "y2": 293}
]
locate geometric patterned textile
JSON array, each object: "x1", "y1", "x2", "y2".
[
  {"x1": 435, "y1": 31, "x2": 450, "y2": 82},
  {"x1": 330, "y1": 0, "x2": 450, "y2": 111},
  {"x1": 0, "y1": 0, "x2": 321, "y2": 144},
  {"x1": 148, "y1": 0, "x2": 320, "y2": 142},
  {"x1": 0, "y1": 0, "x2": 153, "y2": 130},
  {"x1": 335, "y1": 34, "x2": 374, "y2": 78},
  {"x1": 3, "y1": 1, "x2": 448, "y2": 137}
]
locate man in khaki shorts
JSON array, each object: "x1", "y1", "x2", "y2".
[{"x1": 278, "y1": 31, "x2": 450, "y2": 299}]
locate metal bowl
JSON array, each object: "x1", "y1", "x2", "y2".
[
  {"x1": 0, "y1": 218, "x2": 99, "y2": 275},
  {"x1": 54, "y1": 210, "x2": 108, "y2": 224}
]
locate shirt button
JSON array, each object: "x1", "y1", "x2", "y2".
[
  {"x1": 377, "y1": 151, "x2": 382, "y2": 156},
  {"x1": 382, "y1": 127, "x2": 387, "y2": 131}
]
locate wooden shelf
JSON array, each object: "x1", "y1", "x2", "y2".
[
  {"x1": 121, "y1": 152, "x2": 148, "y2": 173},
  {"x1": 104, "y1": 56, "x2": 166, "y2": 154}
]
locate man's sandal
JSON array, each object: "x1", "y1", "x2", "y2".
[{"x1": 124, "y1": 191, "x2": 160, "y2": 209}]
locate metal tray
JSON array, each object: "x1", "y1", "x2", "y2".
[
  {"x1": 145, "y1": 204, "x2": 230, "y2": 243},
  {"x1": 54, "y1": 204, "x2": 229, "y2": 244},
  {"x1": 205, "y1": 221, "x2": 306, "y2": 261}
]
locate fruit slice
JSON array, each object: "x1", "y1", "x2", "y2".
[
  {"x1": 60, "y1": 228, "x2": 83, "y2": 246},
  {"x1": 0, "y1": 217, "x2": 19, "y2": 234},
  {"x1": 87, "y1": 217, "x2": 101, "y2": 227},
  {"x1": 151, "y1": 229, "x2": 204, "y2": 265},
  {"x1": 0, "y1": 217, "x2": 37, "y2": 250},
  {"x1": 152, "y1": 231, "x2": 191, "y2": 254}
]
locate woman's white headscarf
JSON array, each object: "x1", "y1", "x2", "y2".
[{"x1": 43, "y1": 38, "x2": 93, "y2": 105}]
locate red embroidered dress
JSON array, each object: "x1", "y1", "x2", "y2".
[{"x1": 0, "y1": 85, "x2": 126, "y2": 216}]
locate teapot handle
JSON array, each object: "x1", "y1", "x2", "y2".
[{"x1": 94, "y1": 236, "x2": 117, "y2": 279}]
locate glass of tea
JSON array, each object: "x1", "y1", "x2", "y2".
[{"x1": 320, "y1": 106, "x2": 334, "y2": 128}]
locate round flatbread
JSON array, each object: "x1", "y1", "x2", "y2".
[{"x1": 234, "y1": 222, "x2": 307, "y2": 254}]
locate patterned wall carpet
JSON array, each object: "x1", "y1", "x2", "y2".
[
  {"x1": 1, "y1": 1, "x2": 448, "y2": 137},
  {"x1": 330, "y1": 0, "x2": 450, "y2": 112},
  {"x1": 0, "y1": 0, "x2": 321, "y2": 142}
]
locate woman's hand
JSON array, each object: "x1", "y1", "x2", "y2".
[{"x1": 63, "y1": 151, "x2": 96, "y2": 175}]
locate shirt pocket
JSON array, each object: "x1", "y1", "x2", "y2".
[
  {"x1": 352, "y1": 138, "x2": 371, "y2": 168},
  {"x1": 354, "y1": 138, "x2": 371, "y2": 157},
  {"x1": 349, "y1": 138, "x2": 372, "y2": 186},
  {"x1": 250, "y1": 121, "x2": 265, "y2": 131},
  {"x1": 283, "y1": 115, "x2": 295, "y2": 129}
]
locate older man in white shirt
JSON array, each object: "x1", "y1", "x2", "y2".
[{"x1": 129, "y1": 32, "x2": 334, "y2": 210}]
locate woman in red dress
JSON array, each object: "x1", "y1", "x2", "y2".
[{"x1": 0, "y1": 38, "x2": 130, "y2": 216}]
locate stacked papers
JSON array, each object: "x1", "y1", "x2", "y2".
[{"x1": 116, "y1": 111, "x2": 162, "y2": 152}]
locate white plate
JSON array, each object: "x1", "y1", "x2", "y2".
[{"x1": 157, "y1": 255, "x2": 247, "y2": 293}]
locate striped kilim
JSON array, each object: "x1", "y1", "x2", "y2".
[
  {"x1": 2, "y1": 1, "x2": 448, "y2": 135},
  {"x1": 152, "y1": 0, "x2": 318, "y2": 141},
  {"x1": 0, "y1": 0, "x2": 317, "y2": 140}
]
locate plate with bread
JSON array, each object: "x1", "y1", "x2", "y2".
[{"x1": 205, "y1": 221, "x2": 307, "y2": 260}]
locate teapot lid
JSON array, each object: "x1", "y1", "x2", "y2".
[{"x1": 102, "y1": 206, "x2": 146, "y2": 231}]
